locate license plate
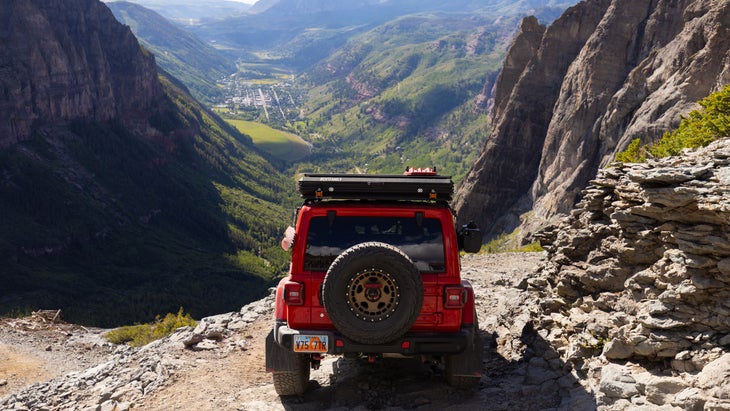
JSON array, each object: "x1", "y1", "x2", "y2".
[{"x1": 293, "y1": 334, "x2": 329, "y2": 353}]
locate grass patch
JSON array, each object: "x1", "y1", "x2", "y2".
[
  {"x1": 512, "y1": 242, "x2": 544, "y2": 253},
  {"x1": 480, "y1": 231, "x2": 544, "y2": 254},
  {"x1": 224, "y1": 119, "x2": 311, "y2": 162},
  {"x1": 482, "y1": 232, "x2": 512, "y2": 253},
  {"x1": 104, "y1": 308, "x2": 197, "y2": 347}
]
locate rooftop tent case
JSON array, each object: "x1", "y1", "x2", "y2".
[{"x1": 297, "y1": 173, "x2": 454, "y2": 201}]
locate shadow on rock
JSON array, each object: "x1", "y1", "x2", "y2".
[
  {"x1": 477, "y1": 324, "x2": 596, "y2": 411},
  {"x1": 278, "y1": 323, "x2": 596, "y2": 410}
]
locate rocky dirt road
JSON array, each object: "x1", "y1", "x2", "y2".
[{"x1": 2, "y1": 252, "x2": 595, "y2": 410}]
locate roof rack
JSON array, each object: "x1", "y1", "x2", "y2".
[{"x1": 298, "y1": 171, "x2": 453, "y2": 202}]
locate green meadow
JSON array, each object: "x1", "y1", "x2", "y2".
[{"x1": 225, "y1": 119, "x2": 312, "y2": 162}]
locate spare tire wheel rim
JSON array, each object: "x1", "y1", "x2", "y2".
[{"x1": 347, "y1": 268, "x2": 399, "y2": 321}]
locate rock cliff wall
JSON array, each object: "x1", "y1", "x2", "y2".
[
  {"x1": 0, "y1": 0, "x2": 163, "y2": 149},
  {"x1": 534, "y1": 139, "x2": 730, "y2": 409},
  {"x1": 453, "y1": 0, "x2": 611, "y2": 235},
  {"x1": 454, "y1": 0, "x2": 730, "y2": 241}
]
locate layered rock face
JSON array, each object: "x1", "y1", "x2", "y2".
[
  {"x1": 534, "y1": 139, "x2": 730, "y2": 409},
  {"x1": 454, "y1": 0, "x2": 730, "y2": 240},
  {"x1": 0, "y1": 0, "x2": 163, "y2": 148}
]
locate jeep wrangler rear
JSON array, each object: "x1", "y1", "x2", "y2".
[{"x1": 265, "y1": 168, "x2": 483, "y2": 396}]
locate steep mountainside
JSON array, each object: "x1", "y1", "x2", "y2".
[
  {"x1": 108, "y1": 1, "x2": 237, "y2": 104},
  {"x1": 533, "y1": 138, "x2": 730, "y2": 409},
  {"x1": 454, "y1": 0, "x2": 730, "y2": 241},
  {"x1": 0, "y1": 0, "x2": 162, "y2": 149},
  {"x1": 0, "y1": 0, "x2": 293, "y2": 326}
]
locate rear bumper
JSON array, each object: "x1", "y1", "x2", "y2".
[{"x1": 273, "y1": 321, "x2": 473, "y2": 356}]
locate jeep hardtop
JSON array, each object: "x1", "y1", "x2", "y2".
[{"x1": 265, "y1": 168, "x2": 483, "y2": 395}]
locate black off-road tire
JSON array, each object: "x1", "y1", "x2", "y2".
[
  {"x1": 272, "y1": 354, "x2": 310, "y2": 396},
  {"x1": 322, "y1": 242, "x2": 424, "y2": 345}
]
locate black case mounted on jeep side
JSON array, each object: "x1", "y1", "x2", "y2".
[{"x1": 298, "y1": 173, "x2": 453, "y2": 202}]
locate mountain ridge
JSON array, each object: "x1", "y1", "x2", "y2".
[{"x1": 188, "y1": 0, "x2": 579, "y2": 68}]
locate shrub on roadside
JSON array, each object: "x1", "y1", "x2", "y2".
[{"x1": 104, "y1": 307, "x2": 197, "y2": 347}]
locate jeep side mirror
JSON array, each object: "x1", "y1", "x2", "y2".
[{"x1": 458, "y1": 222, "x2": 481, "y2": 253}]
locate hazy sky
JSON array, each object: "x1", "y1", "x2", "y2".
[{"x1": 228, "y1": 0, "x2": 257, "y2": 4}]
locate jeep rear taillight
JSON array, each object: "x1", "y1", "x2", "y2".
[
  {"x1": 443, "y1": 285, "x2": 466, "y2": 308},
  {"x1": 284, "y1": 281, "x2": 304, "y2": 305}
]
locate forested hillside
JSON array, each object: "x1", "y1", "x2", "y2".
[
  {"x1": 1, "y1": 73, "x2": 295, "y2": 326},
  {"x1": 0, "y1": 0, "x2": 293, "y2": 326},
  {"x1": 291, "y1": 15, "x2": 506, "y2": 180},
  {"x1": 291, "y1": 7, "x2": 569, "y2": 181},
  {"x1": 191, "y1": 0, "x2": 577, "y2": 66}
]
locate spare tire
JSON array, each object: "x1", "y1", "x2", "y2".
[{"x1": 322, "y1": 242, "x2": 424, "y2": 345}]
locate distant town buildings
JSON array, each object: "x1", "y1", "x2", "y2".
[{"x1": 216, "y1": 74, "x2": 303, "y2": 124}]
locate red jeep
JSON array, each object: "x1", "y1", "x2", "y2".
[{"x1": 265, "y1": 168, "x2": 483, "y2": 395}]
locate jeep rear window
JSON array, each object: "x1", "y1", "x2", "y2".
[{"x1": 304, "y1": 216, "x2": 445, "y2": 273}]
